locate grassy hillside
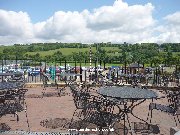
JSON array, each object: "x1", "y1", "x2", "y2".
[{"x1": 26, "y1": 47, "x2": 120, "y2": 57}]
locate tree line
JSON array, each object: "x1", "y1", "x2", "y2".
[{"x1": 0, "y1": 42, "x2": 180, "y2": 67}]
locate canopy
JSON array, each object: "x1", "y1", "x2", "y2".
[{"x1": 128, "y1": 63, "x2": 143, "y2": 68}]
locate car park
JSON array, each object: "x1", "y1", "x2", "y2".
[
  {"x1": 59, "y1": 66, "x2": 65, "y2": 72},
  {"x1": 28, "y1": 67, "x2": 40, "y2": 76},
  {"x1": 21, "y1": 66, "x2": 31, "y2": 72},
  {"x1": 88, "y1": 67, "x2": 104, "y2": 72}
]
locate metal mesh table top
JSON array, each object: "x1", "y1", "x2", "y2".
[
  {"x1": 0, "y1": 82, "x2": 19, "y2": 90},
  {"x1": 98, "y1": 86, "x2": 158, "y2": 99},
  {"x1": 0, "y1": 73, "x2": 14, "y2": 76},
  {"x1": 0, "y1": 73, "x2": 23, "y2": 76}
]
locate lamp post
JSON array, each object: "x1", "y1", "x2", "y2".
[
  {"x1": 80, "y1": 62, "x2": 82, "y2": 82},
  {"x1": 89, "y1": 44, "x2": 92, "y2": 82},
  {"x1": 65, "y1": 60, "x2": 67, "y2": 72},
  {"x1": 75, "y1": 60, "x2": 77, "y2": 74},
  {"x1": 89, "y1": 44, "x2": 92, "y2": 71},
  {"x1": 15, "y1": 55, "x2": 18, "y2": 71}
]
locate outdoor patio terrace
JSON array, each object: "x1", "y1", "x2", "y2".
[{"x1": 0, "y1": 85, "x2": 179, "y2": 135}]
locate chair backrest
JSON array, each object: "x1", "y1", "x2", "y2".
[
  {"x1": 150, "y1": 90, "x2": 180, "y2": 115},
  {"x1": 5, "y1": 89, "x2": 18, "y2": 100},
  {"x1": 0, "y1": 91, "x2": 6, "y2": 104},
  {"x1": 167, "y1": 91, "x2": 180, "y2": 114},
  {"x1": 72, "y1": 90, "x2": 91, "y2": 109},
  {"x1": 42, "y1": 73, "x2": 49, "y2": 83},
  {"x1": 83, "y1": 95, "x2": 121, "y2": 128}
]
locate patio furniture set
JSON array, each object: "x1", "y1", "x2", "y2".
[
  {"x1": 67, "y1": 78, "x2": 180, "y2": 135},
  {"x1": 0, "y1": 73, "x2": 29, "y2": 130},
  {"x1": 40, "y1": 72, "x2": 180, "y2": 134}
]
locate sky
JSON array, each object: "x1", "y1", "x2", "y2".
[{"x1": 0, "y1": 0, "x2": 180, "y2": 45}]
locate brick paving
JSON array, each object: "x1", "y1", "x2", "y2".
[{"x1": 0, "y1": 86, "x2": 179, "y2": 135}]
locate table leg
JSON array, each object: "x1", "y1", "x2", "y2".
[
  {"x1": 123, "y1": 113, "x2": 126, "y2": 135},
  {"x1": 127, "y1": 113, "x2": 133, "y2": 135},
  {"x1": 131, "y1": 99, "x2": 147, "y2": 123}
]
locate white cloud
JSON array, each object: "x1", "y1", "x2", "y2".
[
  {"x1": 164, "y1": 12, "x2": 180, "y2": 25},
  {"x1": 150, "y1": 12, "x2": 180, "y2": 43},
  {"x1": 34, "y1": 0, "x2": 155, "y2": 43},
  {"x1": 85, "y1": 2, "x2": 155, "y2": 32},
  {"x1": 0, "y1": 0, "x2": 180, "y2": 45},
  {"x1": 0, "y1": 9, "x2": 34, "y2": 44}
]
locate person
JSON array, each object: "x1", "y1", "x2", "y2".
[
  {"x1": 89, "y1": 73, "x2": 92, "y2": 82},
  {"x1": 111, "y1": 71, "x2": 115, "y2": 82}
]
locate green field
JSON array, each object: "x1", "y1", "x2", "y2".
[
  {"x1": 26, "y1": 47, "x2": 120, "y2": 57},
  {"x1": 26, "y1": 47, "x2": 94, "y2": 56}
]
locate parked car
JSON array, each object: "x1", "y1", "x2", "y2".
[
  {"x1": 56, "y1": 68, "x2": 61, "y2": 73},
  {"x1": 9, "y1": 67, "x2": 17, "y2": 72},
  {"x1": 70, "y1": 66, "x2": 81, "y2": 73},
  {"x1": 145, "y1": 67, "x2": 153, "y2": 74},
  {"x1": 43, "y1": 67, "x2": 50, "y2": 73},
  {"x1": 48, "y1": 67, "x2": 62, "y2": 74},
  {"x1": 21, "y1": 66, "x2": 31, "y2": 72},
  {"x1": 0, "y1": 67, "x2": 6, "y2": 73},
  {"x1": 28, "y1": 67, "x2": 40, "y2": 76},
  {"x1": 88, "y1": 67, "x2": 104, "y2": 72},
  {"x1": 59, "y1": 66, "x2": 65, "y2": 72}
]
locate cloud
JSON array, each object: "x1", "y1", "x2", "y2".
[
  {"x1": 34, "y1": 11, "x2": 87, "y2": 40},
  {"x1": 34, "y1": 0, "x2": 155, "y2": 43},
  {"x1": 0, "y1": 9, "x2": 34, "y2": 44},
  {"x1": 85, "y1": 1, "x2": 155, "y2": 32},
  {"x1": 150, "y1": 12, "x2": 180, "y2": 43},
  {"x1": 0, "y1": 0, "x2": 180, "y2": 45},
  {"x1": 164, "y1": 11, "x2": 180, "y2": 25}
]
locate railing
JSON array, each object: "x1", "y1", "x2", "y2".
[{"x1": 0, "y1": 59, "x2": 179, "y2": 87}]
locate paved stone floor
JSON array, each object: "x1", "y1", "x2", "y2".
[{"x1": 0, "y1": 86, "x2": 179, "y2": 135}]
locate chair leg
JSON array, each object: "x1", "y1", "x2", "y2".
[
  {"x1": 146, "y1": 111, "x2": 149, "y2": 122},
  {"x1": 174, "y1": 116, "x2": 178, "y2": 127},
  {"x1": 150, "y1": 109, "x2": 153, "y2": 124},
  {"x1": 15, "y1": 112, "x2": 19, "y2": 122},
  {"x1": 24, "y1": 100, "x2": 30, "y2": 131},
  {"x1": 123, "y1": 114, "x2": 127, "y2": 135},
  {"x1": 177, "y1": 115, "x2": 180, "y2": 125},
  {"x1": 126, "y1": 113, "x2": 133, "y2": 135}
]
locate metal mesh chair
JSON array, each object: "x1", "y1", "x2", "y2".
[
  {"x1": 147, "y1": 90, "x2": 180, "y2": 126},
  {"x1": 69, "y1": 88, "x2": 122, "y2": 135},
  {"x1": 4, "y1": 89, "x2": 22, "y2": 121},
  {"x1": 42, "y1": 73, "x2": 49, "y2": 91},
  {"x1": 16, "y1": 88, "x2": 28, "y2": 105},
  {"x1": 0, "y1": 91, "x2": 6, "y2": 117}
]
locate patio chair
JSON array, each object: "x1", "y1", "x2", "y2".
[
  {"x1": 57, "y1": 86, "x2": 66, "y2": 97},
  {"x1": 0, "y1": 91, "x2": 6, "y2": 117},
  {"x1": 42, "y1": 73, "x2": 49, "y2": 91},
  {"x1": 0, "y1": 91, "x2": 6, "y2": 104},
  {"x1": 16, "y1": 88, "x2": 28, "y2": 106},
  {"x1": 147, "y1": 91, "x2": 180, "y2": 127},
  {"x1": 4, "y1": 89, "x2": 24, "y2": 121},
  {"x1": 70, "y1": 93, "x2": 123, "y2": 135},
  {"x1": 106, "y1": 82, "x2": 115, "y2": 87},
  {"x1": 4, "y1": 75, "x2": 24, "y2": 88},
  {"x1": 132, "y1": 122, "x2": 160, "y2": 134}
]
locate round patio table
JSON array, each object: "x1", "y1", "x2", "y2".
[
  {"x1": 98, "y1": 86, "x2": 158, "y2": 100},
  {"x1": 98, "y1": 86, "x2": 158, "y2": 135},
  {"x1": 0, "y1": 82, "x2": 19, "y2": 90},
  {"x1": 0, "y1": 73, "x2": 14, "y2": 76}
]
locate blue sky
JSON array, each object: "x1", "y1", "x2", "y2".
[
  {"x1": 0, "y1": 0, "x2": 179, "y2": 23},
  {"x1": 0, "y1": 0, "x2": 115, "y2": 23},
  {"x1": 0, "y1": 0, "x2": 180, "y2": 44}
]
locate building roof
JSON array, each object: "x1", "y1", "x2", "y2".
[{"x1": 128, "y1": 63, "x2": 143, "y2": 68}]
